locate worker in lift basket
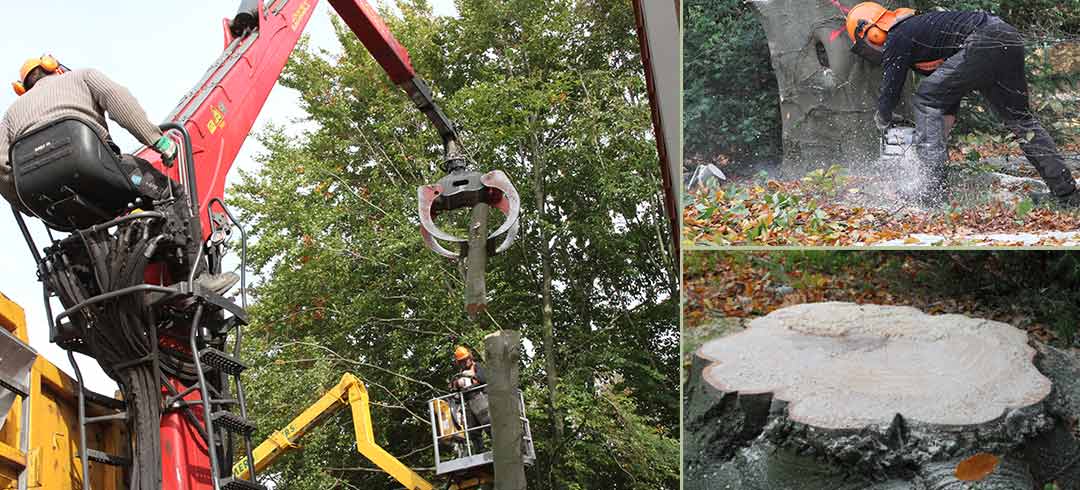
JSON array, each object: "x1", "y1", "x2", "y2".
[
  {"x1": 0, "y1": 55, "x2": 239, "y2": 294},
  {"x1": 451, "y1": 345, "x2": 491, "y2": 453},
  {"x1": 846, "y1": 3, "x2": 1080, "y2": 209}
]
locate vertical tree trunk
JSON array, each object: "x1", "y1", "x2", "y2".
[
  {"x1": 465, "y1": 203, "x2": 490, "y2": 320},
  {"x1": 485, "y1": 330, "x2": 527, "y2": 490},
  {"x1": 752, "y1": 0, "x2": 913, "y2": 175},
  {"x1": 530, "y1": 130, "x2": 564, "y2": 486}
]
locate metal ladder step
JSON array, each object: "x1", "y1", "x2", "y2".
[
  {"x1": 199, "y1": 347, "x2": 248, "y2": 376},
  {"x1": 85, "y1": 448, "x2": 131, "y2": 467},
  {"x1": 211, "y1": 410, "x2": 256, "y2": 435},
  {"x1": 220, "y1": 477, "x2": 267, "y2": 490}
]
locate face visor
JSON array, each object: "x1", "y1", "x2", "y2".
[{"x1": 850, "y1": 19, "x2": 884, "y2": 64}]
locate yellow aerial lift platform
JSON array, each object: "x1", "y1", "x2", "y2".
[
  {"x1": 232, "y1": 371, "x2": 537, "y2": 490},
  {"x1": 231, "y1": 373, "x2": 435, "y2": 489}
]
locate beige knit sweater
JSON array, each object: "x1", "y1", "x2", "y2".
[{"x1": 0, "y1": 68, "x2": 164, "y2": 211}]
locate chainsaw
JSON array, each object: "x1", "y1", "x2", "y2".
[{"x1": 880, "y1": 120, "x2": 917, "y2": 159}]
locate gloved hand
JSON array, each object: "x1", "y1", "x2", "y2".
[
  {"x1": 875, "y1": 112, "x2": 906, "y2": 131},
  {"x1": 153, "y1": 135, "x2": 177, "y2": 166}
]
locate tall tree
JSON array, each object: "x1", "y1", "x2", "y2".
[{"x1": 229, "y1": 1, "x2": 678, "y2": 489}]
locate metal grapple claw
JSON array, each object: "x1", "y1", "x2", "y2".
[{"x1": 418, "y1": 169, "x2": 520, "y2": 259}]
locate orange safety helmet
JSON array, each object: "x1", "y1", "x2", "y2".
[
  {"x1": 454, "y1": 346, "x2": 472, "y2": 362},
  {"x1": 12, "y1": 54, "x2": 66, "y2": 96},
  {"x1": 846, "y1": 2, "x2": 916, "y2": 47}
]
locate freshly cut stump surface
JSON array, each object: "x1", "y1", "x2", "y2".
[
  {"x1": 698, "y1": 302, "x2": 1052, "y2": 429},
  {"x1": 686, "y1": 302, "x2": 1080, "y2": 490}
]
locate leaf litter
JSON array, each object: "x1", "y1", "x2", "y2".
[{"x1": 684, "y1": 166, "x2": 1080, "y2": 247}]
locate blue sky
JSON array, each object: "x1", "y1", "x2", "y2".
[{"x1": 0, "y1": 0, "x2": 457, "y2": 393}]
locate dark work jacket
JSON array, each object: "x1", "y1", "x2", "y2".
[
  {"x1": 879, "y1": 11, "x2": 990, "y2": 119},
  {"x1": 454, "y1": 363, "x2": 487, "y2": 388},
  {"x1": 459, "y1": 364, "x2": 487, "y2": 406}
]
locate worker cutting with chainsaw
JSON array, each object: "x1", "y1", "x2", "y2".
[
  {"x1": 0, "y1": 55, "x2": 239, "y2": 293},
  {"x1": 846, "y1": 3, "x2": 1080, "y2": 208},
  {"x1": 451, "y1": 345, "x2": 491, "y2": 452}
]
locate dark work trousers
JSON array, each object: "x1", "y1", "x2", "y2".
[
  {"x1": 912, "y1": 17, "x2": 1076, "y2": 197},
  {"x1": 105, "y1": 138, "x2": 173, "y2": 201},
  {"x1": 115, "y1": 153, "x2": 173, "y2": 201},
  {"x1": 464, "y1": 391, "x2": 491, "y2": 453}
]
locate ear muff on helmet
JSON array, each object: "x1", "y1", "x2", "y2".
[
  {"x1": 12, "y1": 54, "x2": 66, "y2": 96},
  {"x1": 856, "y1": 18, "x2": 888, "y2": 46},
  {"x1": 846, "y1": 3, "x2": 920, "y2": 65},
  {"x1": 39, "y1": 55, "x2": 59, "y2": 73}
]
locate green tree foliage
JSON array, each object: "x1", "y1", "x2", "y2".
[
  {"x1": 684, "y1": 0, "x2": 1079, "y2": 165},
  {"x1": 683, "y1": 0, "x2": 780, "y2": 166},
  {"x1": 910, "y1": 0, "x2": 1080, "y2": 35},
  {"x1": 228, "y1": 1, "x2": 677, "y2": 488}
]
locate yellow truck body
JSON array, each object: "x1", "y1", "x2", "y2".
[{"x1": 0, "y1": 293, "x2": 125, "y2": 490}]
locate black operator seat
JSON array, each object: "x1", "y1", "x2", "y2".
[{"x1": 9, "y1": 118, "x2": 143, "y2": 231}]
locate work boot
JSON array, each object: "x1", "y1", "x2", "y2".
[
  {"x1": 170, "y1": 272, "x2": 241, "y2": 309},
  {"x1": 144, "y1": 272, "x2": 241, "y2": 309},
  {"x1": 196, "y1": 272, "x2": 241, "y2": 296},
  {"x1": 1030, "y1": 190, "x2": 1080, "y2": 211}
]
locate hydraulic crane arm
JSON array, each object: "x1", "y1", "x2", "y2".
[
  {"x1": 134, "y1": 0, "x2": 518, "y2": 259},
  {"x1": 319, "y1": 1, "x2": 522, "y2": 260},
  {"x1": 327, "y1": 0, "x2": 461, "y2": 164},
  {"x1": 232, "y1": 373, "x2": 434, "y2": 490}
]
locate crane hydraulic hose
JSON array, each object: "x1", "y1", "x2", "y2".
[
  {"x1": 53, "y1": 217, "x2": 200, "y2": 490},
  {"x1": 84, "y1": 220, "x2": 162, "y2": 490}
]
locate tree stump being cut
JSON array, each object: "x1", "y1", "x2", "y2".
[
  {"x1": 751, "y1": 0, "x2": 915, "y2": 175},
  {"x1": 684, "y1": 302, "x2": 1080, "y2": 490}
]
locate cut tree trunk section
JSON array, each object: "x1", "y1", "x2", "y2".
[
  {"x1": 464, "y1": 202, "x2": 489, "y2": 319},
  {"x1": 684, "y1": 302, "x2": 1080, "y2": 490},
  {"x1": 485, "y1": 330, "x2": 528, "y2": 490}
]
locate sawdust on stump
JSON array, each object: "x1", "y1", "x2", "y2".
[{"x1": 697, "y1": 302, "x2": 1051, "y2": 430}]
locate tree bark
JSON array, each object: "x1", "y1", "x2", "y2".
[
  {"x1": 684, "y1": 303, "x2": 1080, "y2": 490},
  {"x1": 752, "y1": 0, "x2": 914, "y2": 175},
  {"x1": 484, "y1": 330, "x2": 527, "y2": 490},
  {"x1": 530, "y1": 130, "x2": 564, "y2": 482},
  {"x1": 465, "y1": 203, "x2": 489, "y2": 320}
]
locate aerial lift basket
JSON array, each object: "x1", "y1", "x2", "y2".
[{"x1": 428, "y1": 385, "x2": 535, "y2": 476}]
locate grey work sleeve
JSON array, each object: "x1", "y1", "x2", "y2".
[
  {"x1": 82, "y1": 69, "x2": 164, "y2": 148},
  {"x1": 0, "y1": 121, "x2": 31, "y2": 215},
  {"x1": 0, "y1": 121, "x2": 17, "y2": 208}
]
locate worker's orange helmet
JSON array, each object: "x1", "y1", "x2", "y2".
[
  {"x1": 12, "y1": 54, "x2": 64, "y2": 96},
  {"x1": 454, "y1": 346, "x2": 472, "y2": 362},
  {"x1": 846, "y1": 2, "x2": 916, "y2": 47}
]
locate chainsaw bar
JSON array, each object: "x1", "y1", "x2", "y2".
[{"x1": 418, "y1": 169, "x2": 521, "y2": 259}]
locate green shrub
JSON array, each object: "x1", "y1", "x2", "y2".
[{"x1": 683, "y1": 0, "x2": 780, "y2": 166}]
